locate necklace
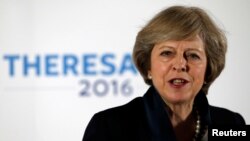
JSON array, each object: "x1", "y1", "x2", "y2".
[{"x1": 193, "y1": 109, "x2": 201, "y2": 141}]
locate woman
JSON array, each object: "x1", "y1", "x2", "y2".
[{"x1": 82, "y1": 5, "x2": 245, "y2": 141}]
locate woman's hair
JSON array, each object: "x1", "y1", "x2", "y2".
[{"x1": 132, "y1": 5, "x2": 227, "y2": 94}]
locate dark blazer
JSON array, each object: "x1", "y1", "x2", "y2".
[{"x1": 82, "y1": 86, "x2": 245, "y2": 141}]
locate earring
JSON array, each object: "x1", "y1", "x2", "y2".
[{"x1": 148, "y1": 74, "x2": 152, "y2": 79}]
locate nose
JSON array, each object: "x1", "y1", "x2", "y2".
[{"x1": 172, "y1": 55, "x2": 187, "y2": 72}]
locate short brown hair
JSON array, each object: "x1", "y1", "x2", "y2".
[{"x1": 132, "y1": 6, "x2": 227, "y2": 94}]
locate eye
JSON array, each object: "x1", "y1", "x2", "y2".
[
  {"x1": 160, "y1": 50, "x2": 173, "y2": 57},
  {"x1": 186, "y1": 53, "x2": 200, "y2": 60}
]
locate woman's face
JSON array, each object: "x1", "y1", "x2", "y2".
[{"x1": 149, "y1": 35, "x2": 207, "y2": 104}]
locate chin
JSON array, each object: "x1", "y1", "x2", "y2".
[
  {"x1": 167, "y1": 98, "x2": 190, "y2": 105},
  {"x1": 163, "y1": 93, "x2": 193, "y2": 105}
]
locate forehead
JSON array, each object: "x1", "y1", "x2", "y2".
[{"x1": 154, "y1": 35, "x2": 204, "y2": 50}]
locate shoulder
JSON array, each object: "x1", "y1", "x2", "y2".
[
  {"x1": 83, "y1": 97, "x2": 148, "y2": 141},
  {"x1": 91, "y1": 97, "x2": 146, "y2": 129},
  {"x1": 96, "y1": 96, "x2": 144, "y2": 119},
  {"x1": 209, "y1": 105, "x2": 246, "y2": 125}
]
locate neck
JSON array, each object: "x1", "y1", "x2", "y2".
[
  {"x1": 165, "y1": 104, "x2": 198, "y2": 141},
  {"x1": 163, "y1": 98, "x2": 198, "y2": 141},
  {"x1": 163, "y1": 100, "x2": 194, "y2": 126}
]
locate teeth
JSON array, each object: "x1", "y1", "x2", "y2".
[{"x1": 173, "y1": 79, "x2": 184, "y2": 84}]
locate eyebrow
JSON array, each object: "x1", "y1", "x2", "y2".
[
  {"x1": 185, "y1": 48, "x2": 205, "y2": 53},
  {"x1": 158, "y1": 46, "x2": 174, "y2": 50},
  {"x1": 158, "y1": 46, "x2": 204, "y2": 53}
]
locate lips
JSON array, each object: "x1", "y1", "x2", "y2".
[{"x1": 169, "y1": 78, "x2": 189, "y2": 86}]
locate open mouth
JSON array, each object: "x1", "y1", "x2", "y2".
[{"x1": 169, "y1": 78, "x2": 188, "y2": 86}]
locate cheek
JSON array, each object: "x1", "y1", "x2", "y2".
[
  {"x1": 151, "y1": 61, "x2": 169, "y2": 76},
  {"x1": 192, "y1": 65, "x2": 207, "y2": 82}
]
